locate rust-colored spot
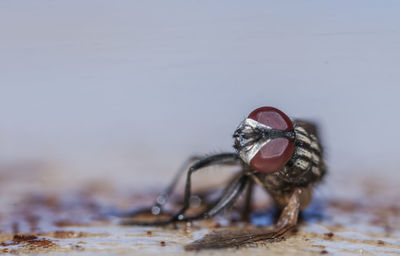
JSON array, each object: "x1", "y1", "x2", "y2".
[
  {"x1": 160, "y1": 241, "x2": 166, "y2": 246},
  {"x1": 377, "y1": 240, "x2": 385, "y2": 245},
  {"x1": 328, "y1": 200, "x2": 360, "y2": 212},
  {"x1": 13, "y1": 234, "x2": 38, "y2": 243},
  {"x1": 52, "y1": 231, "x2": 76, "y2": 239},
  {"x1": 26, "y1": 238, "x2": 56, "y2": 248},
  {"x1": 213, "y1": 222, "x2": 221, "y2": 228},
  {"x1": 323, "y1": 232, "x2": 334, "y2": 239},
  {"x1": 6, "y1": 234, "x2": 57, "y2": 249}
]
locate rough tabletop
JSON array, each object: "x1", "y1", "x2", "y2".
[{"x1": 0, "y1": 162, "x2": 399, "y2": 256}]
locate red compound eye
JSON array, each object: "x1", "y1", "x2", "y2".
[{"x1": 248, "y1": 106, "x2": 295, "y2": 173}]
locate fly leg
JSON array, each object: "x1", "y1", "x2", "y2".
[
  {"x1": 241, "y1": 179, "x2": 254, "y2": 221},
  {"x1": 121, "y1": 153, "x2": 240, "y2": 226},
  {"x1": 118, "y1": 155, "x2": 202, "y2": 218},
  {"x1": 184, "y1": 188, "x2": 302, "y2": 250},
  {"x1": 176, "y1": 173, "x2": 249, "y2": 222}
]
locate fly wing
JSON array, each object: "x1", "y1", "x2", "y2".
[
  {"x1": 184, "y1": 187, "x2": 302, "y2": 250},
  {"x1": 184, "y1": 226, "x2": 291, "y2": 250}
]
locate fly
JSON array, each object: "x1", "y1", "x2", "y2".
[{"x1": 121, "y1": 106, "x2": 326, "y2": 250}]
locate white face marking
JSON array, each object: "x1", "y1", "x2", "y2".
[
  {"x1": 235, "y1": 118, "x2": 272, "y2": 165},
  {"x1": 239, "y1": 139, "x2": 270, "y2": 165}
]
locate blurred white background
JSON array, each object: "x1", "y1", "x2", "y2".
[{"x1": 1, "y1": 1, "x2": 399, "y2": 188}]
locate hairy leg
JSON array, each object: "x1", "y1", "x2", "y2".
[
  {"x1": 175, "y1": 173, "x2": 249, "y2": 222},
  {"x1": 241, "y1": 179, "x2": 254, "y2": 221},
  {"x1": 118, "y1": 155, "x2": 202, "y2": 217},
  {"x1": 121, "y1": 153, "x2": 240, "y2": 226}
]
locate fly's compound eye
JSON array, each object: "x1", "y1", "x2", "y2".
[{"x1": 234, "y1": 106, "x2": 295, "y2": 173}]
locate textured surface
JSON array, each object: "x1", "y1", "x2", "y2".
[
  {"x1": 1, "y1": 1, "x2": 400, "y2": 255},
  {"x1": 0, "y1": 163, "x2": 399, "y2": 255}
]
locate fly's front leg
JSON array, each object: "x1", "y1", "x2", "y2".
[
  {"x1": 118, "y1": 155, "x2": 202, "y2": 217},
  {"x1": 184, "y1": 174, "x2": 249, "y2": 222},
  {"x1": 185, "y1": 188, "x2": 302, "y2": 250},
  {"x1": 121, "y1": 153, "x2": 240, "y2": 226},
  {"x1": 170, "y1": 153, "x2": 240, "y2": 222},
  {"x1": 148, "y1": 155, "x2": 203, "y2": 216}
]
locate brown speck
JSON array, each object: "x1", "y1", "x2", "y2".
[
  {"x1": 54, "y1": 220, "x2": 87, "y2": 227},
  {"x1": 160, "y1": 241, "x2": 166, "y2": 246},
  {"x1": 320, "y1": 250, "x2": 328, "y2": 254},
  {"x1": 377, "y1": 240, "x2": 385, "y2": 245},
  {"x1": 1, "y1": 248, "x2": 9, "y2": 253},
  {"x1": 213, "y1": 222, "x2": 221, "y2": 228},
  {"x1": 53, "y1": 231, "x2": 76, "y2": 239},
  {"x1": 323, "y1": 232, "x2": 334, "y2": 239},
  {"x1": 329, "y1": 200, "x2": 359, "y2": 212},
  {"x1": 4, "y1": 234, "x2": 57, "y2": 249},
  {"x1": 72, "y1": 244, "x2": 84, "y2": 251},
  {"x1": 26, "y1": 238, "x2": 56, "y2": 248},
  {"x1": 146, "y1": 230, "x2": 152, "y2": 236},
  {"x1": 13, "y1": 234, "x2": 38, "y2": 243}
]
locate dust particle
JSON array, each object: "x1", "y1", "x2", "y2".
[
  {"x1": 72, "y1": 244, "x2": 84, "y2": 251},
  {"x1": 323, "y1": 232, "x2": 334, "y2": 239}
]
